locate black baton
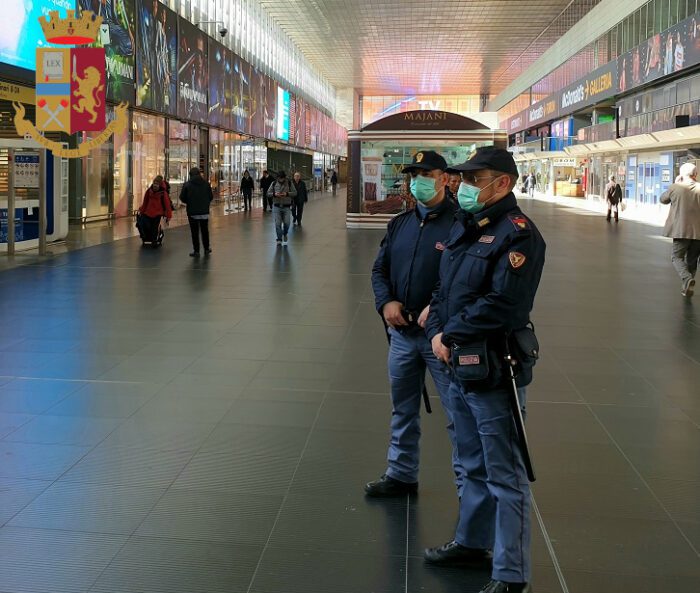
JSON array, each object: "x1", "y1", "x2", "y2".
[
  {"x1": 382, "y1": 320, "x2": 432, "y2": 414},
  {"x1": 503, "y1": 339, "x2": 536, "y2": 482}
]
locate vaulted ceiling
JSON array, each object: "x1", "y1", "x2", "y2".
[{"x1": 260, "y1": 0, "x2": 602, "y2": 96}]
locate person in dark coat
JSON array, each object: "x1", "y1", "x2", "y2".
[
  {"x1": 260, "y1": 170, "x2": 274, "y2": 212},
  {"x1": 292, "y1": 172, "x2": 308, "y2": 226},
  {"x1": 180, "y1": 167, "x2": 213, "y2": 257},
  {"x1": 240, "y1": 170, "x2": 254, "y2": 211},
  {"x1": 138, "y1": 175, "x2": 172, "y2": 245},
  {"x1": 605, "y1": 175, "x2": 623, "y2": 222},
  {"x1": 331, "y1": 169, "x2": 338, "y2": 195}
]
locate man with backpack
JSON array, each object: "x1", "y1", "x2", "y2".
[{"x1": 605, "y1": 175, "x2": 623, "y2": 222}]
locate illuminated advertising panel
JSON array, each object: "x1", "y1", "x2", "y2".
[
  {"x1": 78, "y1": 0, "x2": 136, "y2": 104},
  {"x1": 177, "y1": 17, "x2": 208, "y2": 122},
  {"x1": 136, "y1": 0, "x2": 177, "y2": 114},
  {"x1": 276, "y1": 86, "x2": 290, "y2": 141}
]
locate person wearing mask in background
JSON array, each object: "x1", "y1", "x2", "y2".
[
  {"x1": 445, "y1": 172, "x2": 461, "y2": 205},
  {"x1": 660, "y1": 162, "x2": 700, "y2": 297},
  {"x1": 138, "y1": 175, "x2": 172, "y2": 245},
  {"x1": 331, "y1": 169, "x2": 338, "y2": 196},
  {"x1": 180, "y1": 167, "x2": 213, "y2": 257},
  {"x1": 605, "y1": 175, "x2": 623, "y2": 222},
  {"x1": 366, "y1": 150, "x2": 463, "y2": 501},
  {"x1": 260, "y1": 170, "x2": 274, "y2": 212},
  {"x1": 292, "y1": 172, "x2": 308, "y2": 227},
  {"x1": 240, "y1": 169, "x2": 254, "y2": 212},
  {"x1": 267, "y1": 170, "x2": 296, "y2": 245}
]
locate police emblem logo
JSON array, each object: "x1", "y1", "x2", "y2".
[
  {"x1": 458, "y1": 355, "x2": 480, "y2": 366},
  {"x1": 509, "y1": 214, "x2": 530, "y2": 231},
  {"x1": 468, "y1": 148, "x2": 477, "y2": 160},
  {"x1": 509, "y1": 251, "x2": 527, "y2": 269},
  {"x1": 415, "y1": 152, "x2": 424, "y2": 163},
  {"x1": 478, "y1": 235, "x2": 495, "y2": 244}
]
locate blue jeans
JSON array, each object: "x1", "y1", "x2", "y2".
[
  {"x1": 273, "y1": 206, "x2": 291, "y2": 240},
  {"x1": 385, "y1": 328, "x2": 463, "y2": 491},
  {"x1": 450, "y1": 380, "x2": 530, "y2": 583}
]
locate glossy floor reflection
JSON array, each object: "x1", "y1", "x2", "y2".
[{"x1": 0, "y1": 190, "x2": 699, "y2": 593}]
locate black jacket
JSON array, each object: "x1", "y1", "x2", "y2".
[
  {"x1": 240, "y1": 175, "x2": 254, "y2": 193},
  {"x1": 425, "y1": 193, "x2": 546, "y2": 346},
  {"x1": 180, "y1": 176, "x2": 213, "y2": 216},
  {"x1": 372, "y1": 198, "x2": 456, "y2": 317},
  {"x1": 293, "y1": 180, "x2": 308, "y2": 204},
  {"x1": 260, "y1": 174, "x2": 274, "y2": 197}
]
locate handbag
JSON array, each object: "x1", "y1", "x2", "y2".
[{"x1": 620, "y1": 201, "x2": 626, "y2": 212}]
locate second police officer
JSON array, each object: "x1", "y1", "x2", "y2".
[
  {"x1": 366, "y1": 150, "x2": 464, "y2": 498},
  {"x1": 422, "y1": 147, "x2": 546, "y2": 593}
]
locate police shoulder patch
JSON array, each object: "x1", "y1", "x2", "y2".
[
  {"x1": 508, "y1": 214, "x2": 530, "y2": 231},
  {"x1": 508, "y1": 251, "x2": 527, "y2": 269}
]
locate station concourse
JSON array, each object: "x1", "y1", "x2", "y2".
[
  {"x1": 3, "y1": 0, "x2": 700, "y2": 591},
  {"x1": 0, "y1": 189, "x2": 698, "y2": 593}
]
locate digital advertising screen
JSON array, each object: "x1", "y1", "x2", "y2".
[
  {"x1": 294, "y1": 95, "x2": 306, "y2": 147},
  {"x1": 208, "y1": 40, "x2": 229, "y2": 128},
  {"x1": 78, "y1": 0, "x2": 136, "y2": 104},
  {"x1": 136, "y1": 0, "x2": 177, "y2": 114},
  {"x1": 1, "y1": 0, "x2": 73, "y2": 72},
  {"x1": 249, "y1": 66, "x2": 265, "y2": 138},
  {"x1": 276, "y1": 86, "x2": 290, "y2": 142},
  {"x1": 264, "y1": 75, "x2": 277, "y2": 140},
  {"x1": 232, "y1": 55, "x2": 251, "y2": 134},
  {"x1": 177, "y1": 17, "x2": 208, "y2": 122},
  {"x1": 618, "y1": 13, "x2": 700, "y2": 93}
]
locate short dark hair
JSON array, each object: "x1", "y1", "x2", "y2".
[
  {"x1": 189, "y1": 167, "x2": 200, "y2": 177},
  {"x1": 278, "y1": 170, "x2": 286, "y2": 178}
]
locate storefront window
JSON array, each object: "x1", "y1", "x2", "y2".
[
  {"x1": 210, "y1": 128, "x2": 223, "y2": 195},
  {"x1": 79, "y1": 131, "x2": 112, "y2": 220},
  {"x1": 253, "y1": 139, "x2": 267, "y2": 182},
  {"x1": 113, "y1": 115, "x2": 130, "y2": 217},
  {"x1": 168, "y1": 121, "x2": 191, "y2": 201},
  {"x1": 132, "y1": 112, "x2": 166, "y2": 210}
]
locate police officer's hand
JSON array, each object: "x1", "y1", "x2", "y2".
[
  {"x1": 417, "y1": 305, "x2": 430, "y2": 328},
  {"x1": 383, "y1": 301, "x2": 408, "y2": 328},
  {"x1": 432, "y1": 333, "x2": 451, "y2": 364}
]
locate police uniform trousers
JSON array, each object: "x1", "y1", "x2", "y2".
[
  {"x1": 449, "y1": 380, "x2": 531, "y2": 583},
  {"x1": 386, "y1": 327, "x2": 464, "y2": 491}
]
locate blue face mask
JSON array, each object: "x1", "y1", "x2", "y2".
[
  {"x1": 457, "y1": 178, "x2": 500, "y2": 213},
  {"x1": 456, "y1": 182, "x2": 484, "y2": 213},
  {"x1": 410, "y1": 175, "x2": 439, "y2": 203}
]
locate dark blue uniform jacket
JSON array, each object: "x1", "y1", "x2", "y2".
[
  {"x1": 372, "y1": 198, "x2": 457, "y2": 317},
  {"x1": 425, "y1": 193, "x2": 546, "y2": 346}
]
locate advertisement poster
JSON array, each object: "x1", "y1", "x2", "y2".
[
  {"x1": 78, "y1": 0, "x2": 136, "y2": 104},
  {"x1": 177, "y1": 17, "x2": 208, "y2": 122},
  {"x1": 276, "y1": 86, "x2": 290, "y2": 141},
  {"x1": 233, "y1": 55, "x2": 251, "y2": 134},
  {"x1": 619, "y1": 13, "x2": 700, "y2": 93},
  {"x1": 288, "y1": 93, "x2": 296, "y2": 145},
  {"x1": 136, "y1": 0, "x2": 177, "y2": 114},
  {"x1": 294, "y1": 95, "x2": 306, "y2": 147},
  {"x1": 249, "y1": 67, "x2": 265, "y2": 138},
  {"x1": 264, "y1": 76, "x2": 277, "y2": 140},
  {"x1": 208, "y1": 40, "x2": 229, "y2": 128},
  {"x1": 1, "y1": 0, "x2": 72, "y2": 71},
  {"x1": 361, "y1": 156, "x2": 384, "y2": 203}
]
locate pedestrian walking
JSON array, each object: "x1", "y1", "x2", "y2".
[{"x1": 180, "y1": 167, "x2": 213, "y2": 257}]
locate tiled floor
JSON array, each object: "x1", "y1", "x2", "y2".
[{"x1": 0, "y1": 189, "x2": 699, "y2": 593}]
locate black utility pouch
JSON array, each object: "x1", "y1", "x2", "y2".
[
  {"x1": 509, "y1": 324, "x2": 540, "y2": 386},
  {"x1": 451, "y1": 340, "x2": 490, "y2": 383}
]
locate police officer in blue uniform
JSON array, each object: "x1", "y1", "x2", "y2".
[
  {"x1": 422, "y1": 147, "x2": 546, "y2": 593},
  {"x1": 366, "y1": 150, "x2": 464, "y2": 498}
]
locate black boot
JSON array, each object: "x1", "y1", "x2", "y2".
[
  {"x1": 478, "y1": 580, "x2": 531, "y2": 593},
  {"x1": 424, "y1": 540, "x2": 492, "y2": 567},
  {"x1": 364, "y1": 474, "x2": 417, "y2": 497}
]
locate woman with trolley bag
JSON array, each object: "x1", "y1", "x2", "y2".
[{"x1": 137, "y1": 175, "x2": 172, "y2": 247}]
